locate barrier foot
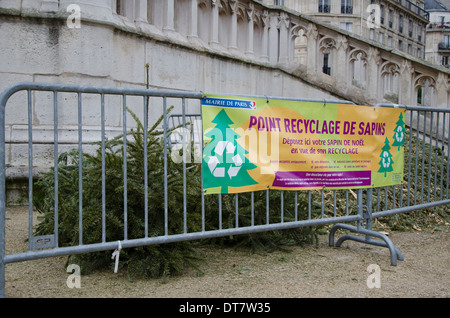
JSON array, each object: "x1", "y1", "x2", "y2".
[{"x1": 329, "y1": 223, "x2": 403, "y2": 266}]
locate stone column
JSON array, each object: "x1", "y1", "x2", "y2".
[
  {"x1": 245, "y1": 4, "x2": 255, "y2": 58},
  {"x1": 400, "y1": 60, "x2": 414, "y2": 106},
  {"x1": 135, "y1": 0, "x2": 148, "y2": 23},
  {"x1": 123, "y1": 0, "x2": 135, "y2": 19},
  {"x1": 436, "y1": 72, "x2": 448, "y2": 108},
  {"x1": 366, "y1": 47, "x2": 381, "y2": 103},
  {"x1": 306, "y1": 23, "x2": 318, "y2": 77},
  {"x1": 260, "y1": 10, "x2": 270, "y2": 62},
  {"x1": 268, "y1": 13, "x2": 279, "y2": 65},
  {"x1": 163, "y1": 0, "x2": 175, "y2": 33},
  {"x1": 187, "y1": 0, "x2": 201, "y2": 45},
  {"x1": 210, "y1": 0, "x2": 221, "y2": 49},
  {"x1": 228, "y1": 0, "x2": 238, "y2": 54},
  {"x1": 278, "y1": 12, "x2": 289, "y2": 65},
  {"x1": 335, "y1": 35, "x2": 348, "y2": 92}
]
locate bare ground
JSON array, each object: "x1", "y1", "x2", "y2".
[{"x1": 3, "y1": 205, "x2": 449, "y2": 298}]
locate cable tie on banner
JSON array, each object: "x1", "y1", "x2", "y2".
[{"x1": 111, "y1": 241, "x2": 122, "y2": 274}]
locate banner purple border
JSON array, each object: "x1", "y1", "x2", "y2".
[{"x1": 272, "y1": 170, "x2": 371, "y2": 188}]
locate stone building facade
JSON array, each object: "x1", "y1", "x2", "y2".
[
  {"x1": 1, "y1": 0, "x2": 448, "y2": 105},
  {"x1": 425, "y1": 0, "x2": 450, "y2": 67},
  {"x1": 262, "y1": 0, "x2": 428, "y2": 59}
]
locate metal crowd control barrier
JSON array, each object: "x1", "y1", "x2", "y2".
[{"x1": 1, "y1": 82, "x2": 449, "y2": 297}]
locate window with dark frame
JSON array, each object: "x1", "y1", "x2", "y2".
[
  {"x1": 389, "y1": 10, "x2": 393, "y2": 28},
  {"x1": 341, "y1": 0, "x2": 353, "y2": 14},
  {"x1": 399, "y1": 15, "x2": 403, "y2": 33},
  {"x1": 323, "y1": 53, "x2": 331, "y2": 75},
  {"x1": 319, "y1": 0, "x2": 330, "y2": 13},
  {"x1": 116, "y1": 0, "x2": 121, "y2": 15}
]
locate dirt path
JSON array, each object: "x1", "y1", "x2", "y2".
[{"x1": 3, "y1": 206, "x2": 449, "y2": 298}]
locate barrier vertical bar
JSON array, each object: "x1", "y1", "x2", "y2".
[
  {"x1": 163, "y1": 97, "x2": 168, "y2": 236},
  {"x1": 53, "y1": 91, "x2": 59, "y2": 247},
  {"x1": 101, "y1": 94, "x2": 106, "y2": 243},
  {"x1": 392, "y1": 186, "x2": 396, "y2": 209},
  {"x1": 447, "y1": 114, "x2": 450, "y2": 199},
  {"x1": 384, "y1": 186, "x2": 388, "y2": 210},
  {"x1": 365, "y1": 188, "x2": 373, "y2": 240},
  {"x1": 235, "y1": 193, "x2": 239, "y2": 228},
  {"x1": 333, "y1": 190, "x2": 337, "y2": 217},
  {"x1": 321, "y1": 189, "x2": 324, "y2": 218},
  {"x1": 407, "y1": 109, "x2": 413, "y2": 206},
  {"x1": 345, "y1": 190, "x2": 349, "y2": 216},
  {"x1": 308, "y1": 191, "x2": 311, "y2": 220},
  {"x1": 251, "y1": 192, "x2": 254, "y2": 226},
  {"x1": 356, "y1": 188, "x2": 363, "y2": 230},
  {"x1": 200, "y1": 103, "x2": 205, "y2": 232},
  {"x1": 294, "y1": 191, "x2": 298, "y2": 221},
  {"x1": 218, "y1": 193, "x2": 222, "y2": 230},
  {"x1": 440, "y1": 113, "x2": 446, "y2": 201},
  {"x1": 414, "y1": 111, "x2": 420, "y2": 205},
  {"x1": 123, "y1": 95, "x2": 128, "y2": 240},
  {"x1": 78, "y1": 93, "x2": 83, "y2": 245},
  {"x1": 427, "y1": 112, "x2": 434, "y2": 202},
  {"x1": 375, "y1": 187, "x2": 380, "y2": 212},
  {"x1": 0, "y1": 203, "x2": 3, "y2": 297},
  {"x1": 433, "y1": 112, "x2": 439, "y2": 200},
  {"x1": 201, "y1": 188, "x2": 205, "y2": 232},
  {"x1": 143, "y1": 95, "x2": 148, "y2": 238},
  {"x1": 182, "y1": 98, "x2": 187, "y2": 234},
  {"x1": 0, "y1": 89, "x2": 6, "y2": 298},
  {"x1": 27, "y1": 90, "x2": 33, "y2": 250},
  {"x1": 421, "y1": 112, "x2": 427, "y2": 204}
]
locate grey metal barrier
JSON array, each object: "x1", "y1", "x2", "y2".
[{"x1": 0, "y1": 82, "x2": 449, "y2": 297}]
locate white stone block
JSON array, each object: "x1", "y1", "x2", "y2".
[
  {"x1": 0, "y1": 0, "x2": 21, "y2": 10},
  {"x1": 0, "y1": 20, "x2": 59, "y2": 75},
  {"x1": 58, "y1": 24, "x2": 112, "y2": 77}
]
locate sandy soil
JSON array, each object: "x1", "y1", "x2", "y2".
[{"x1": 2, "y1": 205, "x2": 449, "y2": 299}]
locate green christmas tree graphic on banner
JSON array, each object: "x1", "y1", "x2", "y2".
[
  {"x1": 202, "y1": 109, "x2": 258, "y2": 194},
  {"x1": 377, "y1": 137, "x2": 394, "y2": 177},
  {"x1": 392, "y1": 112, "x2": 405, "y2": 150}
]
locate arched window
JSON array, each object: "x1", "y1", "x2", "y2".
[
  {"x1": 218, "y1": 1, "x2": 230, "y2": 48},
  {"x1": 197, "y1": 0, "x2": 210, "y2": 44},
  {"x1": 236, "y1": 7, "x2": 247, "y2": 54},
  {"x1": 349, "y1": 49, "x2": 367, "y2": 88},
  {"x1": 415, "y1": 75, "x2": 436, "y2": 106},
  {"x1": 291, "y1": 25, "x2": 307, "y2": 65},
  {"x1": 380, "y1": 62, "x2": 400, "y2": 102},
  {"x1": 148, "y1": 0, "x2": 164, "y2": 28},
  {"x1": 319, "y1": 37, "x2": 336, "y2": 76}
]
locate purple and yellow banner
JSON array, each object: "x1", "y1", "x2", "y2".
[{"x1": 202, "y1": 95, "x2": 405, "y2": 195}]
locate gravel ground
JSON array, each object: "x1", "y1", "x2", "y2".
[{"x1": 2, "y1": 205, "x2": 449, "y2": 298}]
